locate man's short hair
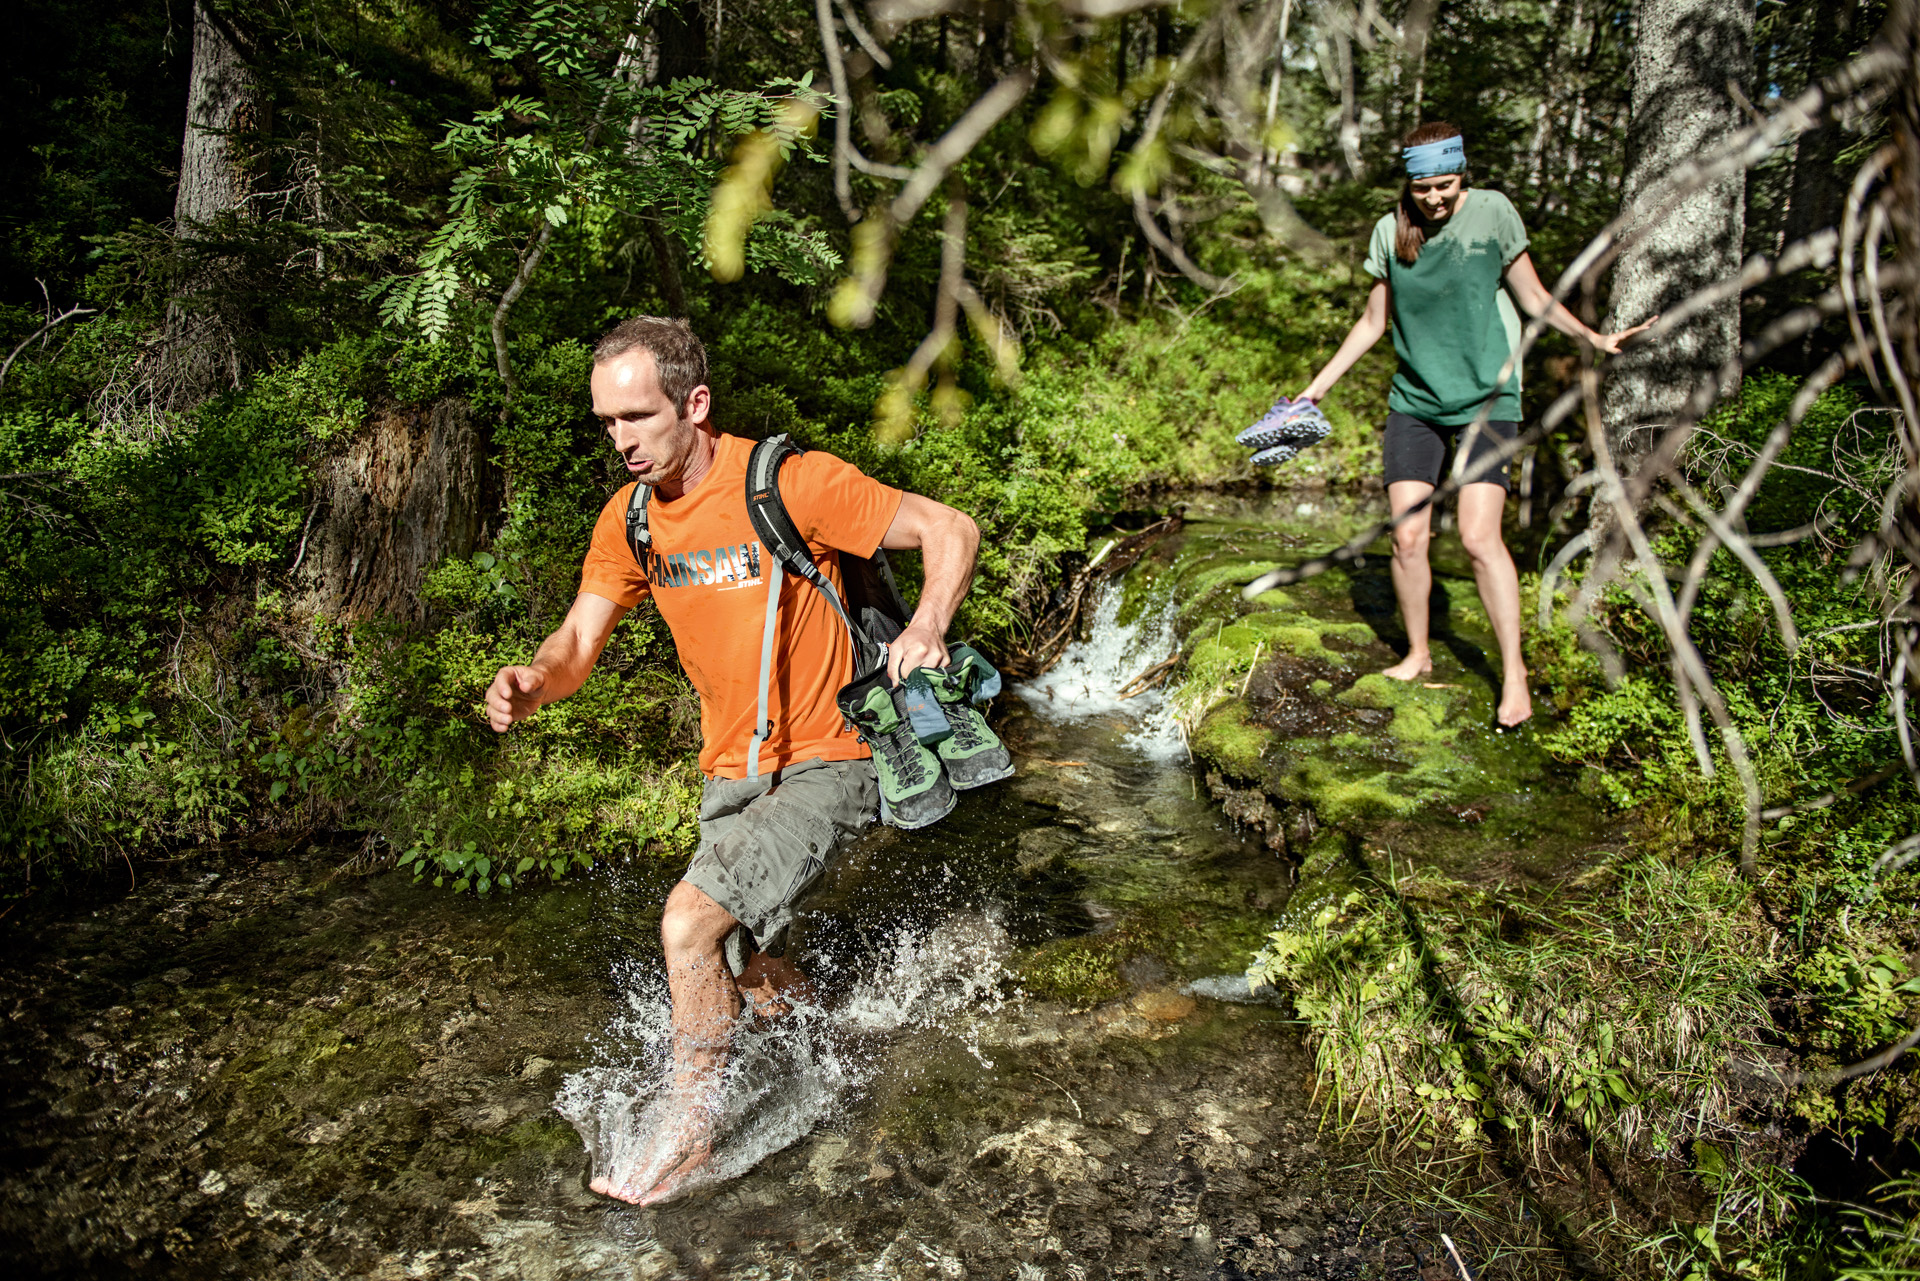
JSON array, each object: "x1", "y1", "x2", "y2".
[{"x1": 593, "y1": 316, "x2": 709, "y2": 412}]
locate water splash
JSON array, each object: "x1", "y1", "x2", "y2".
[
  {"x1": 554, "y1": 912, "x2": 1014, "y2": 1202},
  {"x1": 1014, "y1": 584, "x2": 1186, "y2": 761}
]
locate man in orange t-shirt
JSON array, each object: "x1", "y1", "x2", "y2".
[{"x1": 483, "y1": 317, "x2": 980, "y2": 1205}]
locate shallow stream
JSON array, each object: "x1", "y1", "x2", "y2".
[{"x1": 1, "y1": 493, "x2": 1614, "y2": 1279}]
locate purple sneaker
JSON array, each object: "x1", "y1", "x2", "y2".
[
  {"x1": 1237, "y1": 398, "x2": 1332, "y2": 451},
  {"x1": 1250, "y1": 443, "x2": 1300, "y2": 467}
]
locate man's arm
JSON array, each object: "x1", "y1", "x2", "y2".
[
  {"x1": 879, "y1": 492, "x2": 980, "y2": 682},
  {"x1": 485, "y1": 592, "x2": 630, "y2": 731}
]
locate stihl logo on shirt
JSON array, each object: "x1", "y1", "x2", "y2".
[{"x1": 640, "y1": 541, "x2": 764, "y2": 591}]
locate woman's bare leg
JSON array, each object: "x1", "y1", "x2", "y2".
[
  {"x1": 1456, "y1": 482, "x2": 1532, "y2": 726},
  {"x1": 1383, "y1": 481, "x2": 1437, "y2": 680}
]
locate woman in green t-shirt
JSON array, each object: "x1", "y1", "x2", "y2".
[{"x1": 1297, "y1": 122, "x2": 1651, "y2": 727}]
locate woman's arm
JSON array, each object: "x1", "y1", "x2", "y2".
[
  {"x1": 1504, "y1": 252, "x2": 1656, "y2": 354},
  {"x1": 1299, "y1": 280, "x2": 1390, "y2": 402}
]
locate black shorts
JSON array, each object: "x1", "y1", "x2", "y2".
[{"x1": 1382, "y1": 413, "x2": 1517, "y2": 492}]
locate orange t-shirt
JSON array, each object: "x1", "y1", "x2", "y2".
[{"x1": 579, "y1": 433, "x2": 905, "y2": 779}]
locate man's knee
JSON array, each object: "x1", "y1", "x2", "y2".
[
  {"x1": 661, "y1": 880, "x2": 737, "y2": 958},
  {"x1": 1392, "y1": 525, "x2": 1430, "y2": 559}
]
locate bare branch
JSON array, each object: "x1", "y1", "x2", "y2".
[
  {"x1": 0, "y1": 305, "x2": 97, "y2": 390},
  {"x1": 834, "y1": 0, "x2": 893, "y2": 69}
]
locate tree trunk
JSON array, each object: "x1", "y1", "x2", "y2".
[
  {"x1": 174, "y1": 0, "x2": 265, "y2": 231},
  {"x1": 163, "y1": 0, "x2": 268, "y2": 407},
  {"x1": 294, "y1": 399, "x2": 494, "y2": 624},
  {"x1": 1600, "y1": 0, "x2": 1753, "y2": 481},
  {"x1": 652, "y1": 0, "x2": 708, "y2": 83}
]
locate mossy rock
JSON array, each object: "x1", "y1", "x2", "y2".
[
  {"x1": 1338, "y1": 673, "x2": 1470, "y2": 746},
  {"x1": 1273, "y1": 829, "x2": 1364, "y2": 934},
  {"x1": 1193, "y1": 700, "x2": 1271, "y2": 780},
  {"x1": 1279, "y1": 749, "x2": 1440, "y2": 823}
]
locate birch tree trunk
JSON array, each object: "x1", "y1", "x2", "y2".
[{"x1": 1600, "y1": 0, "x2": 1754, "y2": 481}]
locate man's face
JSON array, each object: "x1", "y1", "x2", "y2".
[
  {"x1": 590, "y1": 350, "x2": 712, "y2": 491},
  {"x1": 1408, "y1": 173, "x2": 1465, "y2": 224}
]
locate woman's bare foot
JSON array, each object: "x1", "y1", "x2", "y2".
[
  {"x1": 1497, "y1": 674, "x2": 1533, "y2": 727},
  {"x1": 1381, "y1": 652, "x2": 1433, "y2": 681}
]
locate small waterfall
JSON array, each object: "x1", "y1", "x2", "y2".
[
  {"x1": 1015, "y1": 583, "x2": 1186, "y2": 761},
  {"x1": 554, "y1": 912, "x2": 1013, "y2": 1202}
]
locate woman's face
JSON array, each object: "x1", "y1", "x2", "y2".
[{"x1": 1408, "y1": 173, "x2": 1466, "y2": 224}]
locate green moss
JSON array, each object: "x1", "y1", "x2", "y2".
[
  {"x1": 1180, "y1": 560, "x2": 1285, "y2": 599},
  {"x1": 505, "y1": 1116, "x2": 581, "y2": 1157},
  {"x1": 1310, "y1": 679, "x2": 1333, "y2": 696},
  {"x1": 1282, "y1": 752, "x2": 1435, "y2": 823},
  {"x1": 1017, "y1": 936, "x2": 1126, "y2": 1006},
  {"x1": 1193, "y1": 700, "x2": 1271, "y2": 780}
]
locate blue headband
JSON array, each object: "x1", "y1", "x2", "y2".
[{"x1": 1403, "y1": 136, "x2": 1466, "y2": 178}]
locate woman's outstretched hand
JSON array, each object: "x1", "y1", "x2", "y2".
[{"x1": 1591, "y1": 315, "x2": 1659, "y2": 355}]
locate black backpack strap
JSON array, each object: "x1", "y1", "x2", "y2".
[
  {"x1": 745, "y1": 435, "x2": 868, "y2": 669},
  {"x1": 624, "y1": 481, "x2": 653, "y2": 564}
]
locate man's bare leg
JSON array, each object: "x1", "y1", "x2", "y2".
[
  {"x1": 1382, "y1": 481, "x2": 1437, "y2": 681},
  {"x1": 736, "y1": 950, "x2": 814, "y2": 1020},
  {"x1": 1456, "y1": 482, "x2": 1532, "y2": 726},
  {"x1": 590, "y1": 880, "x2": 740, "y2": 1205}
]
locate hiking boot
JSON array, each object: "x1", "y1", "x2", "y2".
[
  {"x1": 924, "y1": 647, "x2": 1014, "y2": 790},
  {"x1": 898, "y1": 669, "x2": 953, "y2": 745},
  {"x1": 837, "y1": 668, "x2": 955, "y2": 830}
]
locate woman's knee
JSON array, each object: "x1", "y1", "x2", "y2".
[
  {"x1": 1392, "y1": 525, "x2": 1430, "y2": 559},
  {"x1": 1459, "y1": 525, "x2": 1508, "y2": 565},
  {"x1": 660, "y1": 881, "x2": 735, "y2": 957}
]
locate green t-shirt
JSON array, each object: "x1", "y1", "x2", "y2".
[{"x1": 1363, "y1": 189, "x2": 1529, "y2": 426}]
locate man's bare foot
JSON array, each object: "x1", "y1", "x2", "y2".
[
  {"x1": 736, "y1": 953, "x2": 813, "y2": 1022},
  {"x1": 635, "y1": 1143, "x2": 713, "y2": 1205},
  {"x1": 1497, "y1": 677, "x2": 1533, "y2": 728},
  {"x1": 589, "y1": 1108, "x2": 715, "y2": 1204},
  {"x1": 1381, "y1": 653, "x2": 1433, "y2": 681}
]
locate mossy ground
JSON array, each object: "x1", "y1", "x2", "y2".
[{"x1": 1156, "y1": 494, "x2": 1821, "y2": 1275}]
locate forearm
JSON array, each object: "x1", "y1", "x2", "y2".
[
  {"x1": 1527, "y1": 294, "x2": 1602, "y2": 346},
  {"x1": 1304, "y1": 308, "x2": 1388, "y2": 399},
  {"x1": 905, "y1": 512, "x2": 979, "y2": 640},
  {"x1": 523, "y1": 623, "x2": 602, "y2": 706}
]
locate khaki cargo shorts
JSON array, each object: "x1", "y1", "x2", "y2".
[{"x1": 682, "y1": 755, "x2": 878, "y2": 975}]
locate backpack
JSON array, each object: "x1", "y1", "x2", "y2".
[{"x1": 624, "y1": 433, "x2": 914, "y2": 777}]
